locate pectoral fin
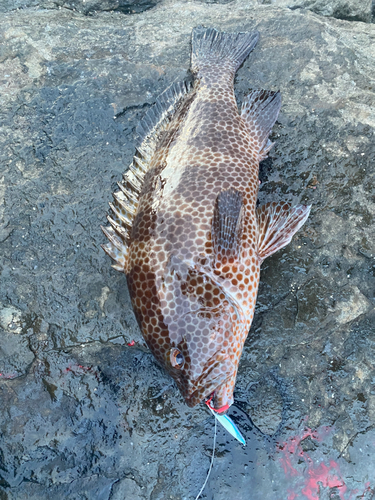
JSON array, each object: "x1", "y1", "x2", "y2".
[
  {"x1": 212, "y1": 188, "x2": 243, "y2": 265},
  {"x1": 257, "y1": 202, "x2": 311, "y2": 262}
]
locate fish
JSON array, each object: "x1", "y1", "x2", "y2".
[{"x1": 102, "y1": 27, "x2": 310, "y2": 419}]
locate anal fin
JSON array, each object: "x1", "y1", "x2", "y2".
[
  {"x1": 257, "y1": 202, "x2": 311, "y2": 262},
  {"x1": 212, "y1": 189, "x2": 243, "y2": 265}
]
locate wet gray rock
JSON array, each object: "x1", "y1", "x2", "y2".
[
  {"x1": 243, "y1": 375, "x2": 284, "y2": 435},
  {"x1": 1, "y1": 1, "x2": 375, "y2": 499},
  {"x1": 265, "y1": 0, "x2": 373, "y2": 23},
  {"x1": 0, "y1": 304, "x2": 35, "y2": 377},
  {"x1": 0, "y1": 0, "x2": 159, "y2": 14},
  {"x1": 1, "y1": 0, "x2": 373, "y2": 22}
]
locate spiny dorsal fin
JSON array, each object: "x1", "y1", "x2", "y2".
[
  {"x1": 212, "y1": 188, "x2": 244, "y2": 265},
  {"x1": 241, "y1": 90, "x2": 281, "y2": 159},
  {"x1": 102, "y1": 79, "x2": 193, "y2": 271},
  {"x1": 135, "y1": 79, "x2": 193, "y2": 162},
  {"x1": 257, "y1": 201, "x2": 311, "y2": 262},
  {"x1": 100, "y1": 228, "x2": 129, "y2": 273}
]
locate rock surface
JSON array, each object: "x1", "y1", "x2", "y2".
[
  {"x1": 1, "y1": 1, "x2": 375, "y2": 499},
  {"x1": 266, "y1": 0, "x2": 373, "y2": 23},
  {"x1": 0, "y1": 0, "x2": 158, "y2": 15},
  {"x1": 1, "y1": 0, "x2": 373, "y2": 21}
]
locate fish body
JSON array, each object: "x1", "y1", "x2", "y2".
[{"x1": 102, "y1": 28, "x2": 310, "y2": 412}]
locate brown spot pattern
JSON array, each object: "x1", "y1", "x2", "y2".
[
  {"x1": 121, "y1": 62, "x2": 263, "y2": 409},
  {"x1": 102, "y1": 28, "x2": 307, "y2": 412}
]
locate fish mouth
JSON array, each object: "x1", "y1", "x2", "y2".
[{"x1": 183, "y1": 356, "x2": 236, "y2": 408}]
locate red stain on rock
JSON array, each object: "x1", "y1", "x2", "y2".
[
  {"x1": 358, "y1": 483, "x2": 375, "y2": 499},
  {"x1": 277, "y1": 421, "x2": 372, "y2": 499},
  {"x1": 0, "y1": 372, "x2": 18, "y2": 379},
  {"x1": 277, "y1": 425, "x2": 331, "y2": 479},
  {"x1": 63, "y1": 364, "x2": 92, "y2": 374},
  {"x1": 301, "y1": 460, "x2": 346, "y2": 500}
]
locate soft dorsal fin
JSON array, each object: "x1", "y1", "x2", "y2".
[
  {"x1": 212, "y1": 189, "x2": 244, "y2": 265},
  {"x1": 241, "y1": 90, "x2": 281, "y2": 159},
  {"x1": 102, "y1": 79, "x2": 193, "y2": 272},
  {"x1": 257, "y1": 202, "x2": 311, "y2": 262}
]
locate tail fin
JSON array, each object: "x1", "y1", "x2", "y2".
[{"x1": 191, "y1": 27, "x2": 259, "y2": 75}]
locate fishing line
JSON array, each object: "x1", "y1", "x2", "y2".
[{"x1": 194, "y1": 416, "x2": 217, "y2": 500}]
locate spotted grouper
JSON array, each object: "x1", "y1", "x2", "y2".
[{"x1": 102, "y1": 27, "x2": 310, "y2": 415}]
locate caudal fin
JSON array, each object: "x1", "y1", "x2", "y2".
[{"x1": 191, "y1": 27, "x2": 259, "y2": 75}]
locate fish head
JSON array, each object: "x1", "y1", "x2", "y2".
[
  {"x1": 164, "y1": 334, "x2": 237, "y2": 409},
  {"x1": 127, "y1": 254, "x2": 244, "y2": 410},
  {"x1": 156, "y1": 260, "x2": 242, "y2": 409}
]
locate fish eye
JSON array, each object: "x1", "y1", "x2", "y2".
[{"x1": 170, "y1": 348, "x2": 185, "y2": 369}]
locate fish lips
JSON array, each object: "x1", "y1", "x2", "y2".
[{"x1": 182, "y1": 354, "x2": 236, "y2": 408}]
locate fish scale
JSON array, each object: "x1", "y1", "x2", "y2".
[{"x1": 102, "y1": 27, "x2": 310, "y2": 414}]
